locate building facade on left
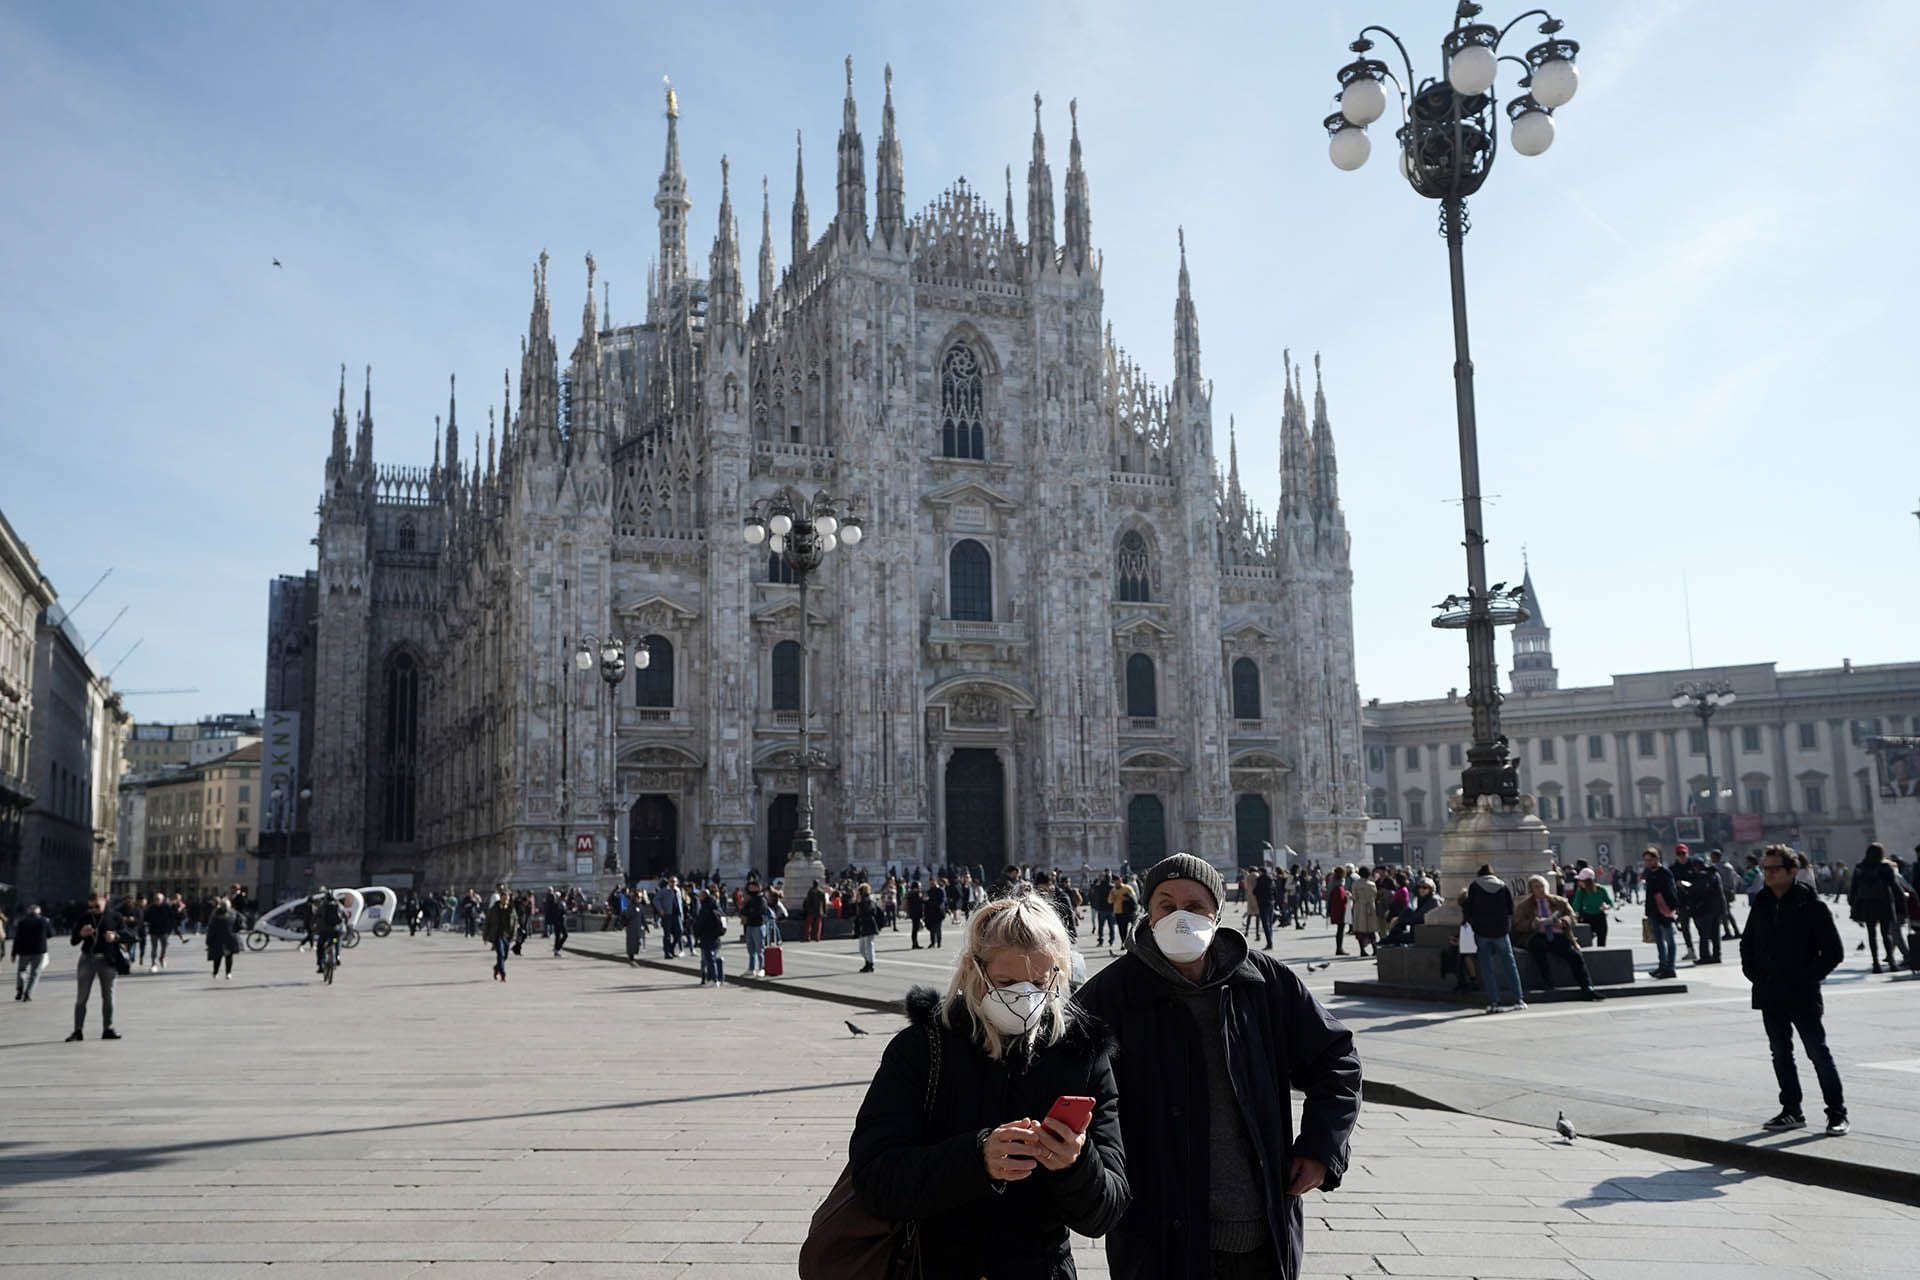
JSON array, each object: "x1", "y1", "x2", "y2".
[{"x1": 0, "y1": 507, "x2": 129, "y2": 910}]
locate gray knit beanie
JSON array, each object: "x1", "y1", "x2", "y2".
[{"x1": 1139, "y1": 853, "x2": 1227, "y2": 913}]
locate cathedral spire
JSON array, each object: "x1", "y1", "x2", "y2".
[
  {"x1": 655, "y1": 79, "x2": 691, "y2": 290},
  {"x1": 792, "y1": 130, "x2": 810, "y2": 265},
  {"x1": 354, "y1": 365, "x2": 374, "y2": 469},
  {"x1": 758, "y1": 174, "x2": 776, "y2": 310},
  {"x1": 1226, "y1": 413, "x2": 1244, "y2": 516},
  {"x1": 521, "y1": 251, "x2": 560, "y2": 455},
  {"x1": 1172, "y1": 228, "x2": 1201, "y2": 395},
  {"x1": 874, "y1": 63, "x2": 905, "y2": 249},
  {"x1": 835, "y1": 56, "x2": 867, "y2": 241},
  {"x1": 709, "y1": 156, "x2": 745, "y2": 335},
  {"x1": 498, "y1": 367, "x2": 514, "y2": 474},
  {"x1": 329, "y1": 362, "x2": 348, "y2": 469},
  {"x1": 444, "y1": 373, "x2": 459, "y2": 496},
  {"x1": 1311, "y1": 352, "x2": 1340, "y2": 514},
  {"x1": 1064, "y1": 97, "x2": 1091, "y2": 271},
  {"x1": 1281, "y1": 349, "x2": 1313, "y2": 520},
  {"x1": 1027, "y1": 93, "x2": 1055, "y2": 266}
]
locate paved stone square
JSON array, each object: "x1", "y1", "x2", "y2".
[{"x1": 2, "y1": 932, "x2": 1917, "y2": 1278}]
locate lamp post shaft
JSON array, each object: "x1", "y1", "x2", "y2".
[
  {"x1": 794, "y1": 566, "x2": 816, "y2": 856},
  {"x1": 1444, "y1": 195, "x2": 1505, "y2": 801},
  {"x1": 1699, "y1": 705, "x2": 1717, "y2": 816}
]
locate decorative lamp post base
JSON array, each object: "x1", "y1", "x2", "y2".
[{"x1": 1336, "y1": 796, "x2": 1684, "y2": 1004}]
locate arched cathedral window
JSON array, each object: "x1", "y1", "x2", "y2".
[
  {"x1": 398, "y1": 519, "x2": 417, "y2": 553},
  {"x1": 1231, "y1": 658, "x2": 1262, "y2": 721},
  {"x1": 1125, "y1": 653, "x2": 1158, "y2": 719},
  {"x1": 634, "y1": 635, "x2": 675, "y2": 708},
  {"x1": 940, "y1": 344, "x2": 985, "y2": 460},
  {"x1": 381, "y1": 652, "x2": 418, "y2": 843},
  {"x1": 949, "y1": 539, "x2": 992, "y2": 622},
  {"x1": 1116, "y1": 531, "x2": 1151, "y2": 602},
  {"x1": 771, "y1": 641, "x2": 803, "y2": 712}
]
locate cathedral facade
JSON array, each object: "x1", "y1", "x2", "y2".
[{"x1": 307, "y1": 65, "x2": 1366, "y2": 891}]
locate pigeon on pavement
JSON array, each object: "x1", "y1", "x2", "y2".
[
  {"x1": 845, "y1": 1020, "x2": 869, "y2": 1037},
  {"x1": 1306, "y1": 961, "x2": 1331, "y2": 972},
  {"x1": 1556, "y1": 1110, "x2": 1577, "y2": 1143}
]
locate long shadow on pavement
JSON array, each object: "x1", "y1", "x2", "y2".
[
  {"x1": 1564, "y1": 1166, "x2": 1760, "y2": 1206},
  {"x1": 0, "y1": 1077, "x2": 866, "y2": 1192}
]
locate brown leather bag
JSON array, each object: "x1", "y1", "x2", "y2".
[{"x1": 799, "y1": 1023, "x2": 941, "y2": 1280}]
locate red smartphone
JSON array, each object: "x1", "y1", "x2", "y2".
[{"x1": 1045, "y1": 1095, "x2": 1096, "y2": 1136}]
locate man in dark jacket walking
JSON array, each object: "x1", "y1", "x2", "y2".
[
  {"x1": 12, "y1": 904, "x2": 52, "y2": 1001},
  {"x1": 1742, "y1": 844, "x2": 1847, "y2": 1135},
  {"x1": 1074, "y1": 853, "x2": 1361, "y2": 1280},
  {"x1": 1642, "y1": 847, "x2": 1680, "y2": 978},
  {"x1": 1674, "y1": 846, "x2": 1723, "y2": 964},
  {"x1": 67, "y1": 892, "x2": 126, "y2": 1041},
  {"x1": 542, "y1": 888, "x2": 569, "y2": 955}
]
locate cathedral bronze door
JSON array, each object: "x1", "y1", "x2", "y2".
[
  {"x1": 944, "y1": 749, "x2": 1005, "y2": 868},
  {"x1": 1126, "y1": 795, "x2": 1166, "y2": 872},
  {"x1": 628, "y1": 795, "x2": 678, "y2": 880},
  {"x1": 767, "y1": 794, "x2": 798, "y2": 870},
  {"x1": 1235, "y1": 794, "x2": 1272, "y2": 865}
]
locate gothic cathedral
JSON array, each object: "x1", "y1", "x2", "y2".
[{"x1": 308, "y1": 64, "x2": 1366, "y2": 891}]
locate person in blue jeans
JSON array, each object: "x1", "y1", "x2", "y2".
[
  {"x1": 694, "y1": 887, "x2": 727, "y2": 987},
  {"x1": 740, "y1": 877, "x2": 769, "y2": 977},
  {"x1": 1642, "y1": 847, "x2": 1680, "y2": 978},
  {"x1": 1463, "y1": 865, "x2": 1524, "y2": 1012},
  {"x1": 1743, "y1": 845, "x2": 1847, "y2": 1135}
]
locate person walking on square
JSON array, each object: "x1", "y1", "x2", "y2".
[
  {"x1": 906, "y1": 879, "x2": 926, "y2": 949},
  {"x1": 12, "y1": 904, "x2": 51, "y2": 1001},
  {"x1": 541, "y1": 887, "x2": 569, "y2": 955},
  {"x1": 1349, "y1": 869, "x2": 1379, "y2": 958},
  {"x1": 67, "y1": 891, "x2": 127, "y2": 1041},
  {"x1": 1464, "y1": 865, "x2": 1524, "y2": 1012},
  {"x1": 1327, "y1": 868, "x2": 1350, "y2": 955},
  {"x1": 833, "y1": 895, "x2": 1129, "y2": 1280},
  {"x1": 1710, "y1": 849, "x2": 1741, "y2": 940},
  {"x1": 1744, "y1": 845, "x2": 1847, "y2": 1135},
  {"x1": 802, "y1": 879, "x2": 826, "y2": 944},
  {"x1": 1512, "y1": 875, "x2": 1602, "y2": 1001},
  {"x1": 624, "y1": 883, "x2": 649, "y2": 964},
  {"x1": 205, "y1": 898, "x2": 241, "y2": 980},
  {"x1": 482, "y1": 887, "x2": 514, "y2": 981},
  {"x1": 694, "y1": 886, "x2": 727, "y2": 987},
  {"x1": 853, "y1": 881, "x2": 881, "y2": 973},
  {"x1": 923, "y1": 876, "x2": 948, "y2": 949},
  {"x1": 1072, "y1": 854, "x2": 1360, "y2": 1280},
  {"x1": 143, "y1": 893, "x2": 176, "y2": 973},
  {"x1": 1253, "y1": 866, "x2": 1277, "y2": 950},
  {"x1": 1642, "y1": 847, "x2": 1680, "y2": 979},
  {"x1": 1848, "y1": 843, "x2": 1909, "y2": 974},
  {"x1": 1108, "y1": 875, "x2": 1140, "y2": 954},
  {"x1": 740, "y1": 875, "x2": 769, "y2": 976},
  {"x1": 1676, "y1": 846, "x2": 1723, "y2": 965},
  {"x1": 656, "y1": 877, "x2": 686, "y2": 958}
]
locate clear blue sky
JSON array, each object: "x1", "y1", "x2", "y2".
[{"x1": 3, "y1": 0, "x2": 1915, "y2": 727}]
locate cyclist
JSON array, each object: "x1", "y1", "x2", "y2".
[{"x1": 312, "y1": 889, "x2": 346, "y2": 977}]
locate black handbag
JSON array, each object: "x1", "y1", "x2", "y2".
[{"x1": 799, "y1": 1023, "x2": 941, "y2": 1280}]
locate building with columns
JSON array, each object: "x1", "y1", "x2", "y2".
[
  {"x1": 1363, "y1": 567, "x2": 1920, "y2": 870},
  {"x1": 300, "y1": 65, "x2": 1367, "y2": 891}
]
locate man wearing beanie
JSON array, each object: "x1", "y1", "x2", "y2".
[{"x1": 1074, "y1": 852, "x2": 1361, "y2": 1280}]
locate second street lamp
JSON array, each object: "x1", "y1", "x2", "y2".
[
  {"x1": 576, "y1": 634, "x2": 649, "y2": 880},
  {"x1": 1672, "y1": 680, "x2": 1736, "y2": 818},
  {"x1": 742, "y1": 490, "x2": 865, "y2": 893}
]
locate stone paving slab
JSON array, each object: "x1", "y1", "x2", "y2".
[{"x1": 1, "y1": 932, "x2": 1917, "y2": 1278}]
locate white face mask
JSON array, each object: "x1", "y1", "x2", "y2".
[
  {"x1": 1152, "y1": 910, "x2": 1215, "y2": 962},
  {"x1": 975, "y1": 960, "x2": 1056, "y2": 1036}
]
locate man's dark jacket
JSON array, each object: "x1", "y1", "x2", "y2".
[
  {"x1": 1464, "y1": 876, "x2": 1514, "y2": 938},
  {"x1": 1674, "y1": 859, "x2": 1722, "y2": 918},
  {"x1": 850, "y1": 987, "x2": 1129, "y2": 1280},
  {"x1": 1642, "y1": 864, "x2": 1680, "y2": 921},
  {"x1": 69, "y1": 905, "x2": 128, "y2": 959},
  {"x1": 1072, "y1": 935, "x2": 1361, "y2": 1280},
  {"x1": 1741, "y1": 881, "x2": 1842, "y2": 1012},
  {"x1": 10, "y1": 913, "x2": 51, "y2": 957}
]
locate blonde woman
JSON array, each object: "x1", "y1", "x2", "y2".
[{"x1": 844, "y1": 894, "x2": 1129, "y2": 1278}]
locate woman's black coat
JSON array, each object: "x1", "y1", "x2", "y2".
[
  {"x1": 205, "y1": 910, "x2": 240, "y2": 960},
  {"x1": 693, "y1": 899, "x2": 725, "y2": 945},
  {"x1": 848, "y1": 987, "x2": 1129, "y2": 1279}
]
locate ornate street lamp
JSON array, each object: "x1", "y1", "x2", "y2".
[
  {"x1": 1325, "y1": 1, "x2": 1582, "y2": 808},
  {"x1": 742, "y1": 490, "x2": 865, "y2": 878},
  {"x1": 576, "y1": 634, "x2": 650, "y2": 878},
  {"x1": 1671, "y1": 681, "x2": 1736, "y2": 816}
]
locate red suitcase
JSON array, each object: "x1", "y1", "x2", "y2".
[{"x1": 763, "y1": 943, "x2": 784, "y2": 978}]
